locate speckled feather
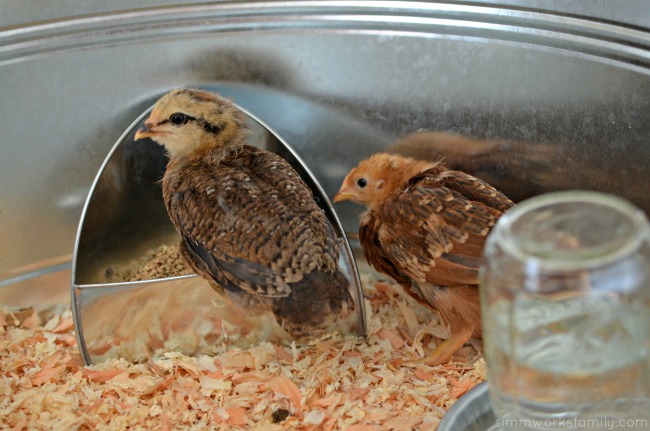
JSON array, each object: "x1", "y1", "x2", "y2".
[
  {"x1": 135, "y1": 88, "x2": 352, "y2": 338},
  {"x1": 163, "y1": 145, "x2": 339, "y2": 298}
]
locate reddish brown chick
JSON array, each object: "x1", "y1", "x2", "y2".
[{"x1": 335, "y1": 153, "x2": 513, "y2": 365}]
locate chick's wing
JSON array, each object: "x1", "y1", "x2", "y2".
[
  {"x1": 374, "y1": 168, "x2": 510, "y2": 287},
  {"x1": 164, "y1": 146, "x2": 337, "y2": 298}
]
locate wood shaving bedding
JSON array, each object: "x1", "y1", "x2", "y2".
[{"x1": 1, "y1": 261, "x2": 485, "y2": 430}]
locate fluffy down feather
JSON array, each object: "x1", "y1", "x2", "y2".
[{"x1": 335, "y1": 152, "x2": 513, "y2": 365}]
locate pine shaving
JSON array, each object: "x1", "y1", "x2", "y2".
[
  {"x1": 268, "y1": 375, "x2": 304, "y2": 415},
  {"x1": 0, "y1": 269, "x2": 486, "y2": 430}
]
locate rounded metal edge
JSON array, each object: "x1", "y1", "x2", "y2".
[
  {"x1": 438, "y1": 381, "x2": 493, "y2": 431},
  {"x1": 71, "y1": 105, "x2": 156, "y2": 366},
  {"x1": 2, "y1": 2, "x2": 649, "y2": 69}
]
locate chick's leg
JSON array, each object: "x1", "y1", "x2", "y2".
[
  {"x1": 420, "y1": 326, "x2": 474, "y2": 366},
  {"x1": 418, "y1": 285, "x2": 482, "y2": 366}
]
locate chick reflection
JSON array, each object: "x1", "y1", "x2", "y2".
[{"x1": 385, "y1": 130, "x2": 647, "y2": 208}]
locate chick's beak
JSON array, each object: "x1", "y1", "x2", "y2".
[
  {"x1": 134, "y1": 121, "x2": 157, "y2": 140},
  {"x1": 333, "y1": 185, "x2": 355, "y2": 203}
]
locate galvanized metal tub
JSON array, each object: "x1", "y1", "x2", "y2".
[{"x1": 1, "y1": 2, "x2": 650, "y2": 421}]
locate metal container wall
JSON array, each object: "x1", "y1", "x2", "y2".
[{"x1": 2, "y1": 2, "x2": 650, "y2": 300}]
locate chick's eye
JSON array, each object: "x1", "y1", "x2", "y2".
[
  {"x1": 170, "y1": 113, "x2": 189, "y2": 126},
  {"x1": 356, "y1": 178, "x2": 368, "y2": 188}
]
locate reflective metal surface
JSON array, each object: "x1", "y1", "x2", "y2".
[
  {"x1": 2, "y1": 2, "x2": 650, "y2": 313},
  {"x1": 72, "y1": 96, "x2": 366, "y2": 364},
  {"x1": 438, "y1": 382, "x2": 495, "y2": 431}
]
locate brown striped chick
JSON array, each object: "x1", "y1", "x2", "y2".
[
  {"x1": 334, "y1": 153, "x2": 513, "y2": 365},
  {"x1": 134, "y1": 88, "x2": 353, "y2": 339}
]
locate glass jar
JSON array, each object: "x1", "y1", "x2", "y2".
[{"x1": 480, "y1": 191, "x2": 650, "y2": 430}]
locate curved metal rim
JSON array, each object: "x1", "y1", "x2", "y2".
[
  {"x1": 71, "y1": 103, "x2": 154, "y2": 365},
  {"x1": 2, "y1": 1, "x2": 649, "y2": 69},
  {"x1": 438, "y1": 381, "x2": 491, "y2": 431},
  {"x1": 71, "y1": 86, "x2": 367, "y2": 364}
]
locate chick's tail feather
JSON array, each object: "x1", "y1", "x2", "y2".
[{"x1": 272, "y1": 269, "x2": 354, "y2": 338}]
